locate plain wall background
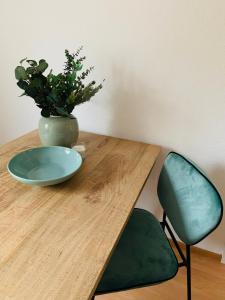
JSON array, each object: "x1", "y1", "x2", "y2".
[{"x1": 1, "y1": 0, "x2": 225, "y2": 256}]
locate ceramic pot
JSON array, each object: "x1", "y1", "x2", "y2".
[{"x1": 38, "y1": 115, "x2": 79, "y2": 147}]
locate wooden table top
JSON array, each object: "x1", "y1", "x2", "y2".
[{"x1": 0, "y1": 130, "x2": 160, "y2": 300}]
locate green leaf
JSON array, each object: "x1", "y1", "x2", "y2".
[
  {"x1": 17, "y1": 80, "x2": 29, "y2": 90},
  {"x1": 19, "y1": 57, "x2": 27, "y2": 64},
  {"x1": 55, "y1": 107, "x2": 70, "y2": 117},
  {"x1": 67, "y1": 71, "x2": 76, "y2": 84},
  {"x1": 47, "y1": 73, "x2": 54, "y2": 83},
  {"x1": 37, "y1": 60, "x2": 48, "y2": 73},
  {"x1": 27, "y1": 60, "x2": 37, "y2": 67},
  {"x1": 41, "y1": 108, "x2": 50, "y2": 117},
  {"x1": 30, "y1": 77, "x2": 44, "y2": 89},
  {"x1": 75, "y1": 63, "x2": 82, "y2": 71},
  {"x1": 15, "y1": 66, "x2": 28, "y2": 80},
  {"x1": 66, "y1": 103, "x2": 75, "y2": 114},
  {"x1": 67, "y1": 92, "x2": 75, "y2": 104},
  {"x1": 25, "y1": 85, "x2": 38, "y2": 98},
  {"x1": 47, "y1": 69, "x2": 53, "y2": 77},
  {"x1": 47, "y1": 90, "x2": 59, "y2": 103},
  {"x1": 26, "y1": 67, "x2": 36, "y2": 74}
]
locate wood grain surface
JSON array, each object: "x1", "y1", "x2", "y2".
[{"x1": 0, "y1": 130, "x2": 160, "y2": 300}]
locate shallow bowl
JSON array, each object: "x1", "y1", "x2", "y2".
[{"x1": 7, "y1": 146, "x2": 82, "y2": 186}]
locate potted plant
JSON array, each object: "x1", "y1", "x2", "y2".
[{"x1": 15, "y1": 47, "x2": 103, "y2": 147}]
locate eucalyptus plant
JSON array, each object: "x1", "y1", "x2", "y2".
[{"x1": 15, "y1": 48, "x2": 103, "y2": 117}]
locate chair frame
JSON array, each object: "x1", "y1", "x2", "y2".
[
  {"x1": 92, "y1": 208, "x2": 221, "y2": 300},
  {"x1": 159, "y1": 151, "x2": 223, "y2": 300},
  {"x1": 161, "y1": 211, "x2": 192, "y2": 300},
  {"x1": 92, "y1": 152, "x2": 223, "y2": 300},
  {"x1": 91, "y1": 211, "x2": 179, "y2": 300}
]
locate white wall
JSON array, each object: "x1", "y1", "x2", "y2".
[{"x1": 1, "y1": 0, "x2": 225, "y2": 255}]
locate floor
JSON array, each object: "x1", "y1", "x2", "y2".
[{"x1": 96, "y1": 245, "x2": 225, "y2": 300}]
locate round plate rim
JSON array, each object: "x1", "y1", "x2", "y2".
[{"x1": 7, "y1": 146, "x2": 82, "y2": 184}]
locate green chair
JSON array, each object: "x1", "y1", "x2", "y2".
[{"x1": 92, "y1": 152, "x2": 223, "y2": 300}]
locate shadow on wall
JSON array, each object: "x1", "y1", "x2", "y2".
[
  {"x1": 105, "y1": 64, "x2": 175, "y2": 216},
  {"x1": 106, "y1": 65, "x2": 225, "y2": 255},
  {"x1": 200, "y1": 166, "x2": 225, "y2": 253},
  {"x1": 135, "y1": 148, "x2": 170, "y2": 217},
  {"x1": 140, "y1": 148, "x2": 225, "y2": 255},
  {"x1": 105, "y1": 64, "x2": 168, "y2": 216},
  {"x1": 139, "y1": 150, "x2": 225, "y2": 255}
]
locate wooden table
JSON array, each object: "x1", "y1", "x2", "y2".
[{"x1": 0, "y1": 131, "x2": 160, "y2": 300}]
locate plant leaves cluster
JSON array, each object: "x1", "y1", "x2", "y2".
[{"x1": 15, "y1": 48, "x2": 103, "y2": 117}]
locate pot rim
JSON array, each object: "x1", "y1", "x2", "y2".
[{"x1": 41, "y1": 114, "x2": 76, "y2": 119}]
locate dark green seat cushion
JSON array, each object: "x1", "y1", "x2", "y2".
[{"x1": 96, "y1": 208, "x2": 178, "y2": 294}]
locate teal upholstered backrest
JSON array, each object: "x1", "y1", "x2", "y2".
[{"x1": 157, "y1": 152, "x2": 223, "y2": 245}]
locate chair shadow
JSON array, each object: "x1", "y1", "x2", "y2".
[
  {"x1": 197, "y1": 166, "x2": 225, "y2": 255},
  {"x1": 105, "y1": 64, "x2": 225, "y2": 256},
  {"x1": 104, "y1": 63, "x2": 174, "y2": 217}
]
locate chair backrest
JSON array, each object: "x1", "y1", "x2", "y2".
[{"x1": 157, "y1": 152, "x2": 223, "y2": 245}]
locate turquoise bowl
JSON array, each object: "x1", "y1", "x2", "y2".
[{"x1": 7, "y1": 147, "x2": 82, "y2": 186}]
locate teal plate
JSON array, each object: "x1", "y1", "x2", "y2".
[{"x1": 7, "y1": 146, "x2": 82, "y2": 186}]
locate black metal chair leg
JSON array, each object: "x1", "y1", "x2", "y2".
[
  {"x1": 161, "y1": 211, "x2": 166, "y2": 231},
  {"x1": 186, "y1": 245, "x2": 191, "y2": 300}
]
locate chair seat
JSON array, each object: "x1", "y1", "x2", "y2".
[{"x1": 96, "y1": 208, "x2": 178, "y2": 294}]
